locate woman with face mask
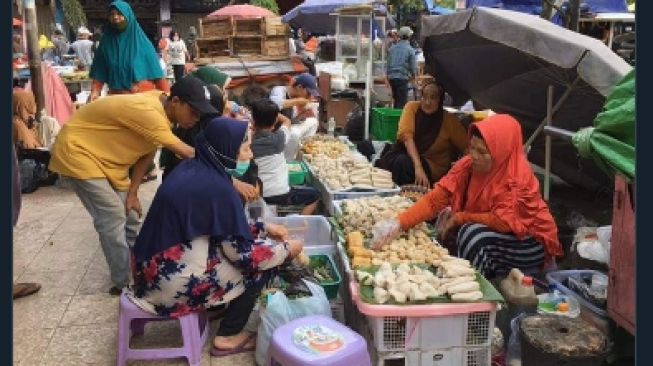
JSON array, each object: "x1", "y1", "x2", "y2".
[
  {"x1": 88, "y1": 0, "x2": 169, "y2": 102},
  {"x1": 372, "y1": 115, "x2": 563, "y2": 278},
  {"x1": 131, "y1": 117, "x2": 302, "y2": 356},
  {"x1": 167, "y1": 30, "x2": 189, "y2": 83}
]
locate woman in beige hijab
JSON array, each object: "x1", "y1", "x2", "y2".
[{"x1": 13, "y1": 91, "x2": 42, "y2": 149}]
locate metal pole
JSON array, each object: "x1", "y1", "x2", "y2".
[
  {"x1": 524, "y1": 75, "x2": 581, "y2": 151},
  {"x1": 569, "y1": 0, "x2": 580, "y2": 31},
  {"x1": 364, "y1": 9, "x2": 374, "y2": 140},
  {"x1": 24, "y1": 0, "x2": 46, "y2": 117},
  {"x1": 544, "y1": 85, "x2": 553, "y2": 201}
]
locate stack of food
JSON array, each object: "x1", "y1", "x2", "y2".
[
  {"x1": 301, "y1": 135, "x2": 349, "y2": 159},
  {"x1": 306, "y1": 154, "x2": 394, "y2": 191},
  {"x1": 437, "y1": 258, "x2": 483, "y2": 301},
  {"x1": 357, "y1": 262, "x2": 441, "y2": 304},
  {"x1": 400, "y1": 184, "x2": 430, "y2": 202}
]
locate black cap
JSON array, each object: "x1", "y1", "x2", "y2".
[{"x1": 170, "y1": 76, "x2": 219, "y2": 116}]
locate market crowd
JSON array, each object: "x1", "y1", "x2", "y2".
[{"x1": 12, "y1": 0, "x2": 562, "y2": 358}]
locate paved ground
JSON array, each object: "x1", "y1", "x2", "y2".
[{"x1": 12, "y1": 178, "x2": 257, "y2": 365}]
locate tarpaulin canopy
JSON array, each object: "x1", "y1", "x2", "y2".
[
  {"x1": 466, "y1": 0, "x2": 628, "y2": 15},
  {"x1": 282, "y1": 0, "x2": 393, "y2": 34},
  {"x1": 573, "y1": 70, "x2": 634, "y2": 181},
  {"x1": 420, "y1": 7, "x2": 632, "y2": 192}
]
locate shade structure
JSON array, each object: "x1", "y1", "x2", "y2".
[
  {"x1": 420, "y1": 7, "x2": 632, "y2": 192},
  {"x1": 282, "y1": 0, "x2": 392, "y2": 35},
  {"x1": 207, "y1": 4, "x2": 275, "y2": 19}
]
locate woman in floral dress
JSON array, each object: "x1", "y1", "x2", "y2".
[{"x1": 130, "y1": 117, "x2": 303, "y2": 356}]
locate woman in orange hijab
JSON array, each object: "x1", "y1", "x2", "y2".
[
  {"x1": 373, "y1": 114, "x2": 562, "y2": 277},
  {"x1": 13, "y1": 91, "x2": 42, "y2": 149}
]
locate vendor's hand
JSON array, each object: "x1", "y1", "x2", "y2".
[
  {"x1": 414, "y1": 166, "x2": 430, "y2": 188},
  {"x1": 287, "y1": 239, "x2": 304, "y2": 258},
  {"x1": 440, "y1": 215, "x2": 457, "y2": 240},
  {"x1": 125, "y1": 192, "x2": 143, "y2": 218},
  {"x1": 266, "y1": 223, "x2": 289, "y2": 242},
  {"x1": 233, "y1": 179, "x2": 259, "y2": 203},
  {"x1": 371, "y1": 218, "x2": 401, "y2": 250}
]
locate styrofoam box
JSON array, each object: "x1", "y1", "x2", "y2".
[{"x1": 367, "y1": 310, "x2": 496, "y2": 352}]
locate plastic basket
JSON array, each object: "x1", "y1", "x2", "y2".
[
  {"x1": 267, "y1": 215, "x2": 337, "y2": 257},
  {"x1": 371, "y1": 108, "x2": 403, "y2": 142},
  {"x1": 307, "y1": 254, "x2": 341, "y2": 300},
  {"x1": 288, "y1": 161, "x2": 307, "y2": 186}
]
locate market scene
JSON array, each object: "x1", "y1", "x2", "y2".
[{"x1": 11, "y1": 0, "x2": 635, "y2": 364}]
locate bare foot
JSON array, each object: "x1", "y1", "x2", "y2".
[{"x1": 214, "y1": 331, "x2": 256, "y2": 350}]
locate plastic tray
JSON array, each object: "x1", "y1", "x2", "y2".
[
  {"x1": 546, "y1": 270, "x2": 608, "y2": 317},
  {"x1": 309, "y1": 254, "x2": 341, "y2": 300},
  {"x1": 287, "y1": 161, "x2": 307, "y2": 186},
  {"x1": 267, "y1": 215, "x2": 337, "y2": 257}
]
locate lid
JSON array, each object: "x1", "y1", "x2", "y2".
[{"x1": 522, "y1": 276, "x2": 533, "y2": 286}]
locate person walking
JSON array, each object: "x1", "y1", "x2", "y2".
[
  {"x1": 386, "y1": 26, "x2": 417, "y2": 109},
  {"x1": 168, "y1": 30, "x2": 189, "y2": 83},
  {"x1": 71, "y1": 27, "x2": 94, "y2": 70}
]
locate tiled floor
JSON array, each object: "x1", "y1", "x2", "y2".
[{"x1": 13, "y1": 180, "x2": 257, "y2": 365}]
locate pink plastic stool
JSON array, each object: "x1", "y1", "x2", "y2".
[
  {"x1": 267, "y1": 315, "x2": 371, "y2": 366},
  {"x1": 116, "y1": 293, "x2": 209, "y2": 366}
]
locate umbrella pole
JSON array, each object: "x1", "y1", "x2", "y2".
[
  {"x1": 544, "y1": 85, "x2": 553, "y2": 201},
  {"x1": 364, "y1": 8, "x2": 374, "y2": 140},
  {"x1": 24, "y1": 0, "x2": 46, "y2": 118},
  {"x1": 524, "y1": 75, "x2": 581, "y2": 152}
]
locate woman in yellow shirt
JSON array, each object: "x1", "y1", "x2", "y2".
[{"x1": 377, "y1": 80, "x2": 468, "y2": 186}]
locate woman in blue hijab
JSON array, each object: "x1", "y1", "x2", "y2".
[
  {"x1": 88, "y1": 0, "x2": 169, "y2": 102},
  {"x1": 129, "y1": 118, "x2": 303, "y2": 356}
]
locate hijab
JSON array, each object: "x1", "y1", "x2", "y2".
[
  {"x1": 13, "y1": 90, "x2": 36, "y2": 122},
  {"x1": 89, "y1": 0, "x2": 164, "y2": 91},
  {"x1": 192, "y1": 66, "x2": 231, "y2": 90},
  {"x1": 133, "y1": 118, "x2": 252, "y2": 263},
  {"x1": 412, "y1": 81, "x2": 446, "y2": 153},
  {"x1": 437, "y1": 114, "x2": 562, "y2": 258}
]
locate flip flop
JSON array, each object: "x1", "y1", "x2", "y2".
[
  {"x1": 13, "y1": 282, "x2": 41, "y2": 299},
  {"x1": 211, "y1": 333, "x2": 257, "y2": 357}
]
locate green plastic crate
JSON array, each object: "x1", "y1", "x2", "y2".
[
  {"x1": 288, "y1": 161, "x2": 307, "y2": 186},
  {"x1": 371, "y1": 107, "x2": 403, "y2": 142},
  {"x1": 309, "y1": 254, "x2": 341, "y2": 300}
]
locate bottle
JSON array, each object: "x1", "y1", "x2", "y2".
[
  {"x1": 496, "y1": 269, "x2": 539, "y2": 341},
  {"x1": 327, "y1": 117, "x2": 336, "y2": 137}
]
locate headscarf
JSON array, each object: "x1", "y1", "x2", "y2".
[
  {"x1": 133, "y1": 117, "x2": 252, "y2": 263},
  {"x1": 89, "y1": 0, "x2": 164, "y2": 91},
  {"x1": 437, "y1": 115, "x2": 562, "y2": 258},
  {"x1": 412, "y1": 80, "x2": 446, "y2": 153},
  {"x1": 192, "y1": 66, "x2": 231, "y2": 90},
  {"x1": 13, "y1": 90, "x2": 36, "y2": 122},
  {"x1": 12, "y1": 91, "x2": 41, "y2": 148}
]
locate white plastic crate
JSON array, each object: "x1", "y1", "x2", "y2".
[
  {"x1": 367, "y1": 310, "x2": 496, "y2": 352},
  {"x1": 370, "y1": 348, "x2": 491, "y2": 366}
]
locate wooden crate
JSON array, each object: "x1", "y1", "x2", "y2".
[
  {"x1": 264, "y1": 16, "x2": 289, "y2": 36},
  {"x1": 262, "y1": 36, "x2": 289, "y2": 58},
  {"x1": 197, "y1": 38, "x2": 232, "y2": 58},
  {"x1": 234, "y1": 18, "x2": 263, "y2": 36},
  {"x1": 233, "y1": 36, "x2": 262, "y2": 56},
  {"x1": 199, "y1": 17, "x2": 233, "y2": 38}
]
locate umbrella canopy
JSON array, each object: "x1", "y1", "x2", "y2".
[
  {"x1": 420, "y1": 7, "x2": 632, "y2": 192},
  {"x1": 572, "y1": 70, "x2": 634, "y2": 181},
  {"x1": 282, "y1": 0, "x2": 392, "y2": 35},
  {"x1": 208, "y1": 4, "x2": 275, "y2": 19}
]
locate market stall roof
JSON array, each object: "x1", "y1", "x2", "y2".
[
  {"x1": 466, "y1": 0, "x2": 628, "y2": 15},
  {"x1": 207, "y1": 4, "x2": 275, "y2": 19},
  {"x1": 420, "y1": 7, "x2": 632, "y2": 192},
  {"x1": 282, "y1": 0, "x2": 393, "y2": 35}
]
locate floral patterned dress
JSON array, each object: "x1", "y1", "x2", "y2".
[{"x1": 129, "y1": 222, "x2": 289, "y2": 317}]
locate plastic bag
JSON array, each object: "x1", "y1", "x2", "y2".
[
  {"x1": 573, "y1": 226, "x2": 611, "y2": 264},
  {"x1": 20, "y1": 158, "x2": 50, "y2": 194},
  {"x1": 506, "y1": 313, "x2": 528, "y2": 366},
  {"x1": 246, "y1": 198, "x2": 277, "y2": 222},
  {"x1": 371, "y1": 218, "x2": 400, "y2": 250},
  {"x1": 255, "y1": 280, "x2": 332, "y2": 366}
]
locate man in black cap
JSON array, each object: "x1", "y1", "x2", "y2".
[{"x1": 49, "y1": 76, "x2": 217, "y2": 295}]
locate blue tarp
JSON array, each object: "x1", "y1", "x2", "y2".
[
  {"x1": 466, "y1": 0, "x2": 627, "y2": 15},
  {"x1": 282, "y1": 0, "x2": 393, "y2": 35}
]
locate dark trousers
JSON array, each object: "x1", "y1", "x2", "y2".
[
  {"x1": 389, "y1": 152, "x2": 432, "y2": 186},
  {"x1": 173, "y1": 64, "x2": 185, "y2": 83},
  {"x1": 217, "y1": 279, "x2": 266, "y2": 336},
  {"x1": 389, "y1": 78, "x2": 409, "y2": 109}
]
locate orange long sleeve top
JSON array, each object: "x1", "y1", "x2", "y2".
[{"x1": 398, "y1": 185, "x2": 511, "y2": 233}]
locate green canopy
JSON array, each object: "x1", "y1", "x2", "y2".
[{"x1": 572, "y1": 70, "x2": 635, "y2": 182}]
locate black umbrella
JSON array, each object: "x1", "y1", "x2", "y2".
[{"x1": 420, "y1": 7, "x2": 632, "y2": 192}]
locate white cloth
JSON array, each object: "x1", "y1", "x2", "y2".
[
  {"x1": 37, "y1": 113, "x2": 61, "y2": 149},
  {"x1": 284, "y1": 117, "x2": 319, "y2": 162},
  {"x1": 71, "y1": 39, "x2": 94, "y2": 67},
  {"x1": 167, "y1": 40, "x2": 188, "y2": 66}
]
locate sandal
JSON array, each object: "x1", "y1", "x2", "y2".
[
  {"x1": 211, "y1": 333, "x2": 257, "y2": 357},
  {"x1": 13, "y1": 282, "x2": 41, "y2": 299}
]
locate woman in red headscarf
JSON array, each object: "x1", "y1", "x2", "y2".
[{"x1": 373, "y1": 114, "x2": 562, "y2": 277}]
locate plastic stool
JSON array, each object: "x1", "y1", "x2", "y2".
[
  {"x1": 116, "y1": 293, "x2": 209, "y2": 366},
  {"x1": 267, "y1": 315, "x2": 371, "y2": 366}
]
